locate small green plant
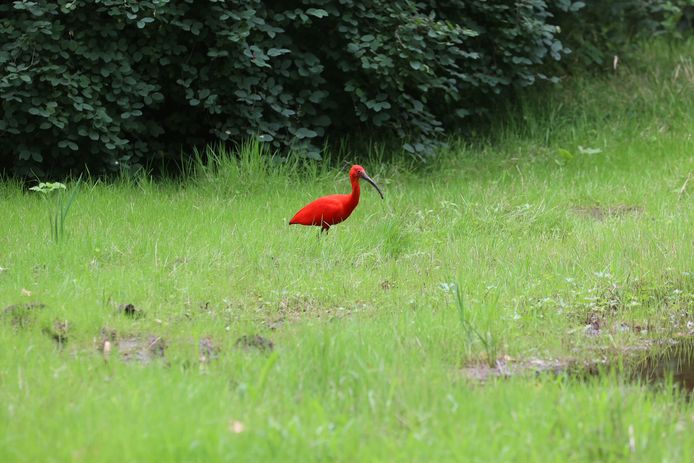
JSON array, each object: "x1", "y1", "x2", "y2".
[
  {"x1": 453, "y1": 283, "x2": 500, "y2": 368},
  {"x1": 30, "y1": 179, "x2": 81, "y2": 242}
]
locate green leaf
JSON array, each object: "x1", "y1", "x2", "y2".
[
  {"x1": 571, "y1": 2, "x2": 586, "y2": 12},
  {"x1": 372, "y1": 113, "x2": 389, "y2": 125},
  {"x1": 306, "y1": 8, "x2": 328, "y2": 18},
  {"x1": 313, "y1": 115, "x2": 331, "y2": 126},
  {"x1": 267, "y1": 48, "x2": 290, "y2": 57},
  {"x1": 455, "y1": 108, "x2": 471, "y2": 118},
  {"x1": 137, "y1": 17, "x2": 154, "y2": 28},
  {"x1": 295, "y1": 128, "x2": 318, "y2": 139}
]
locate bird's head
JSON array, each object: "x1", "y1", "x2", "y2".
[{"x1": 350, "y1": 165, "x2": 384, "y2": 199}]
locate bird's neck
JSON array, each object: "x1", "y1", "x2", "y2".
[{"x1": 347, "y1": 177, "x2": 361, "y2": 209}]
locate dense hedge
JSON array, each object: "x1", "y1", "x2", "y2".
[
  {"x1": 555, "y1": 0, "x2": 694, "y2": 69},
  {"x1": 0, "y1": 1, "x2": 688, "y2": 176}
]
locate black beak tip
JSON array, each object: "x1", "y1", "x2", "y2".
[{"x1": 361, "y1": 172, "x2": 384, "y2": 199}]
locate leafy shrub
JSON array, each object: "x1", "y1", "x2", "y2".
[
  {"x1": 553, "y1": 0, "x2": 694, "y2": 70},
  {"x1": 6, "y1": 1, "x2": 686, "y2": 176},
  {"x1": 0, "y1": 0, "x2": 576, "y2": 176}
]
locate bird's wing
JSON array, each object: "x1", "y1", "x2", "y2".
[{"x1": 290, "y1": 195, "x2": 348, "y2": 225}]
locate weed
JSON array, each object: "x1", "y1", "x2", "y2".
[
  {"x1": 29, "y1": 178, "x2": 81, "y2": 242},
  {"x1": 453, "y1": 284, "x2": 501, "y2": 368}
]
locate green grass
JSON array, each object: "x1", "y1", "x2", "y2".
[{"x1": 1, "y1": 40, "x2": 694, "y2": 462}]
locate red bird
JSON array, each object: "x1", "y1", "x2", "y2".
[{"x1": 289, "y1": 165, "x2": 384, "y2": 233}]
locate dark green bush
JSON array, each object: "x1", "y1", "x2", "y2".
[
  {"x1": 554, "y1": 0, "x2": 693, "y2": 70},
  {"x1": 4, "y1": 1, "x2": 686, "y2": 176},
  {"x1": 1, "y1": 0, "x2": 577, "y2": 175}
]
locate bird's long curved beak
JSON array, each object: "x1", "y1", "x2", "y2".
[{"x1": 360, "y1": 172, "x2": 384, "y2": 199}]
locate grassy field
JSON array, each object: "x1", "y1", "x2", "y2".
[{"x1": 1, "y1": 41, "x2": 693, "y2": 462}]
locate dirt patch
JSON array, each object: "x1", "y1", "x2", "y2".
[
  {"x1": 117, "y1": 303, "x2": 144, "y2": 319},
  {"x1": 199, "y1": 336, "x2": 220, "y2": 363},
  {"x1": 264, "y1": 317, "x2": 286, "y2": 330},
  {"x1": 99, "y1": 327, "x2": 118, "y2": 342},
  {"x1": 276, "y1": 295, "x2": 322, "y2": 315},
  {"x1": 462, "y1": 356, "x2": 589, "y2": 382},
  {"x1": 579, "y1": 309, "x2": 648, "y2": 337},
  {"x1": 235, "y1": 334, "x2": 274, "y2": 352},
  {"x1": 635, "y1": 341, "x2": 694, "y2": 392},
  {"x1": 117, "y1": 335, "x2": 167, "y2": 363},
  {"x1": 95, "y1": 329, "x2": 166, "y2": 363},
  {"x1": 2, "y1": 302, "x2": 46, "y2": 328},
  {"x1": 263, "y1": 306, "x2": 355, "y2": 330},
  {"x1": 42, "y1": 319, "x2": 69, "y2": 347},
  {"x1": 572, "y1": 205, "x2": 643, "y2": 221},
  {"x1": 262, "y1": 295, "x2": 362, "y2": 329},
  {"x1": 462, "y1": 338, "x2": 694, "y2": 393}
]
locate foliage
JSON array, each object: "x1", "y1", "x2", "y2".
[
  {"x1": 554, "y1": 0, "x2": 694, "y2": 69},
  {"x1": 1, "y1": 0, "x2": 572, "y2": 175},
  {"x1": 29, "y1": 179, "x2": 81, "y2": 241},
  {"x1": 1, "y1": 1, "x2": 689, "y2": 176}
]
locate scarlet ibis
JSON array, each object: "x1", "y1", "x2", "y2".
[{"x1": 289, "y1": 165, "x2": 384, "y2": 233}]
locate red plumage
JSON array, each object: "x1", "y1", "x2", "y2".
[{"x1": 289, "y1": 165, "x2": 384, "y2": 233}]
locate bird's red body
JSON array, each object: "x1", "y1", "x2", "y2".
[{"x1": 289, "y1": 165, "x2": 384, "y2": 232}]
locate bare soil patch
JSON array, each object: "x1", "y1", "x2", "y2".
[
  {"x1": 2, "y1": 302, "x2": 46, "y2": 328},
  {"x1": 572, "y1": 205, "x2": 643, "y2": 221},
  {"x1": 235, "y1": 334, "x2": 274, "y2": 352},
  {"x1": 462, "y1": 338, "x2": 694, "y2": 393}
]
